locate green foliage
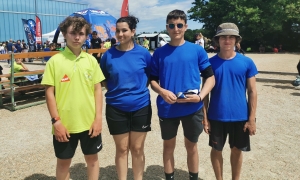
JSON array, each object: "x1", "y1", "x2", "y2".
[{"x1": 188, "y1": 0, "x2": 300, "y2": 51}]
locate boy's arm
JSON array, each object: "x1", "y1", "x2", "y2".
[
  {"x1": 202, "y1": 78, "x2": 211, "y2": 134},
  {"x1": 101, "y1": 81, "x2": 107, "y2": 90},
  {"x1": 150, "y1": 78, "x2": 177, "y2": 104},
  {"x1": 243, "y1": 76, "x2": 257, "y2": 135},
  {"x1": 19, "y1": 62, "x2": 29, "y2": 71},
  {"x1": 45, "y1": 85, "x2": 70, "y2": 142},
  {"x1": 89, "y1": 83, "x2": 103, "y2": 138}
]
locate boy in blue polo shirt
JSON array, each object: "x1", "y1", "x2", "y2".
[
  {"x1": 150, "y1": 9, "x2": 215, "y2": 180},
  {"x1": 202, "y1": 23, "x2": 258, "y2": 180}
]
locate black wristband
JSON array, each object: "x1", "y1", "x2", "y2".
[
  {"x1": 51, "y1": 117, "x2": 60, "y2": 124},
  {"x1": 198, "y1": 95, "x2": 202, "y2": 102}
]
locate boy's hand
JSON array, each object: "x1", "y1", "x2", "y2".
[
  {"x1": 243, "y1": 120, "x2": 256, "y2": 135},
  {"x1": 53, "y1": 121, "x2": 70, "y2": 142},
  {"x1": 89, "y1": 118, "x2": 102, "y2": 138},
  {"x1": 203, "y1": 119, "x2": 210, "y2": 134},
  {"x1": 159, "y1": 89, "x2": 177, "y2": 104},
  {"x1": 176, "y1": 94, "x2": 201, "y2": 103}
]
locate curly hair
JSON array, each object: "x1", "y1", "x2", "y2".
[{"x1": 59, "y1": 16, "x2": 91, "y2": 36}]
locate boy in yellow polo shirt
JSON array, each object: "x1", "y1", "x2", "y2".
[{"x1": 41, "y1": 16, "x2": 105, "y2": 180}]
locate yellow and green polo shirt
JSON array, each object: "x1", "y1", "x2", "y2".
[{"x1": 41, "y1": 46, "x2": 105, "y2": 134}]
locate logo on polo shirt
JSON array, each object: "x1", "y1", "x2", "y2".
[{"x1": 61, "y1": 74, "x2": 70, "y2": 82}]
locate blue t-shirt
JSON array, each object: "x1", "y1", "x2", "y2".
[
  {"x1": 100, "y1": 44, "x2": 151, "y2": 111},
  {"x1": 43, "y1": 47, "x2": 51, "y2": 61},
  {"x1": 7, "y1": 42, "x2": 13, "y2": 51},
  {"x1": 151, "y1": 41, "x2": 211, "y2": 118},
  {"x1": 208, "y1": 53, "x2": 258, "y2": 122}
]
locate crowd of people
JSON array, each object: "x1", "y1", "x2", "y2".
[{"x1": 39, "y1": 9, "x2": 261, "y2": 180}]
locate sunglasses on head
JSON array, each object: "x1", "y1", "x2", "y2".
[{"x1": 166, "y1": 23, "x2": 184, "y2": 29}]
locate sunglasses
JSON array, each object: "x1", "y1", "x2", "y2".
[{"x1": 166, "y1": 23, "x2": 184, "y2": 29}]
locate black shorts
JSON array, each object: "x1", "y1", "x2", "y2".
[
  {"x1": 53, "y1": 130, "x2": 102, "y2": 159},
  {"x1": 159, "y1": 108, "x2": 204, "y2": 143},
  {"x1": 106, "y1": 104, "x2": 152, "y2": 135},
  {"x1": 209, "y1": 120, "x2": 250, "y2": 151}
]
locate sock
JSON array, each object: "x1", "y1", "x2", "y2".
[
  {"x1": 189, "y1": 172, "x2": 198, "y2": 180},
  {"x1": 165, "y1": 172, "x2": 174, "y2": 180}
]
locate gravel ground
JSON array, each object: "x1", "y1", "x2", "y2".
[{"x1": 0, "y1": 53, "x2": 300, "y2": 180}]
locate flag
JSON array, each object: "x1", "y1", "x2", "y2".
[
  {"x1": 35, "y1": 15, "x2": 42, "y2": 44},
  {"x1": 21, "y1": 19, "x2": 36, "y2": 52},
  {"x1": 121, "y1": 0, "x2": 129, "y2": 17}
]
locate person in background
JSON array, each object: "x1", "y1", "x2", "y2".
[
  {"x1": 159, "y1": 37, "x2": 167, "y2": 47},
  {"x1": 110, "y1": 38, "x2": 117, "y2": 47},
  {"x1": 235, "y1": 42, "x2": 245, "y2": 55},
  {"x1": 103, "y1": 39, "x2": 111, "y2": 49},
  {"x1": 6, "y1": 39, "x2": 13, "y2": 65},
  {"x1": 100, "y1": 15, "x2": 152, "y2": 180},
  {"x1": 195, "y1": 33, "x2": 204, "y2": 48},
  {"x1": 90, "y1": 31, "x2": 102, "y2": 64},
  {"x1": 150, "y1": 9, "x2": 215, "y2": 180},
  {"x1": 203, "y1": 22, "x2": 258, "y2": 180},
  {"x1": 41, "y1": 16, "x2": 105, "y2": 180},
  {"x1": 142, "y1": 36, "x2": 149, "y2": 50},
  {"x1": 293, "y1": 60, "x2": 300, "y2": 89}
]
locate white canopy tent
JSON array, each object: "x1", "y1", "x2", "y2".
[{"x1": 42, "y1": 30, "x2": 65, "y2": 44}]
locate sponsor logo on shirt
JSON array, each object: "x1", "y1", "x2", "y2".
[{"x1": 61, "y1": 74, "x2": 70, "y2": 82}]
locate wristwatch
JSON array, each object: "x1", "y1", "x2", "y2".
[{"x1": 51, "y1": 117, "x2": 60, "y2": 124}]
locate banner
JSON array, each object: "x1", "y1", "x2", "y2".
[
  {"x1": 121, "y1": 0, "x2": 129, "y2": 17},
  {"x1": 35, "y1": 16, "x2": 42, "y2": 44},
  {"x1": 27, "y1": 19, "x2": 36, "y2": 42},
  {"x1": 21, "y1": 19, "x2": 36, "y2": 52}
]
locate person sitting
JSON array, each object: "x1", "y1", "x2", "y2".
[
  {"x1": 11, "y1": 57, "x2": 40, "y2": 85},
  {"x1": 103, "y1": 39, "x2": 111, "y2": 49}
]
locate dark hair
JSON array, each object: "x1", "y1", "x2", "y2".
[
  {"x1": 59, "y1": 16, "x2": 91, "y2": 36},
  {"x1": 213, "y1": 36, "x2": 242, "y2": 47},
  {"x1": 116, "y1": 15, "x2": 139, "y2": 31},
  {"x1": 166, "y1": 9, "x2": 187, "y2": 24},
  {"x1": 111, "y1": 38, "x2": 116, "y2": 45},
  {"x1": 92, "y1": 31, "x2": 97, "y2": 35}
]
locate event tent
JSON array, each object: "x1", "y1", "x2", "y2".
[
  {"x1": 42, "y1": 29, "x2": 65, "y2": 43},
  {"x1": 49, "y1": 8, "x2": 117, "y2": 43}
]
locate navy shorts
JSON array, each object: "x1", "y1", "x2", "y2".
[
  {"x1": 105, "y1": 104, "x2": 152, "y2": 135},
  {"x1": 209, "y1": 120, "x2": 250, "y2": 151},
  {"x1": 159, "y1": 108, "x2": 204, "y2": 143},
  {"x1": 53, "y1": 130, "x2": 102, "y2": 159}
]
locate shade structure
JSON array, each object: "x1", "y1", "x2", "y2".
[{"x1": 52, "y1": 8, "x2": 117, "y2": 43}]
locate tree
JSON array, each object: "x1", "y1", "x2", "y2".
[{"x1": 188, "y1": 0, "x2": 300, "y2": 51}]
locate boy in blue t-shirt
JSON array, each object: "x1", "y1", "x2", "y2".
[
  {"x1": 202, "y1": 23, "x2": 258, "y2": 180},
  {"x1": 150, "y1": 9, "x2": 215, "y2": 180}
]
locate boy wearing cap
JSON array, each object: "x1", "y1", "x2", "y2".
[
  {"x1": 202, "y1": 23, "x2": 258, "y2": 180},
  {"x1": 42, "y1": 16, "x2": 105, "y2": 179},
  {"x1": 150, "y1": 9, "x2": 215, "y2": 180}
]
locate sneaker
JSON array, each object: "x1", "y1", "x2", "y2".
[{"x1": 292, "y1": 78, "x2": 300, "y2": 86}]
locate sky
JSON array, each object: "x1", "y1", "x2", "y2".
[{"x1": 70, "y1": 0, "x2": 203, "y2": 34}]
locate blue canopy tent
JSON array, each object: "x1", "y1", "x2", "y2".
[{"x1": 52, "y1": 8, "x2": 117, "y2": 43}]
